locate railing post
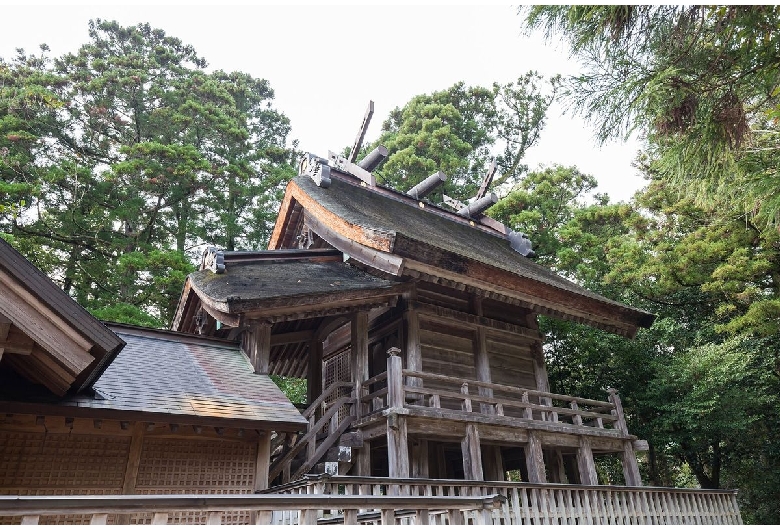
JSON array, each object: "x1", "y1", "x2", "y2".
[
  {"x1": 387, "y1": 347, "x2": 403, "y2": 409},
  {"x1": 461, "y1": 383, "x2": 472, "y2": 413},
  {"x1": 521, "y1": 392, "x2": 533, "y2": 420},
  {"x1": 608, "y1": 388, "x2": 642, "y2": 487},
  {"x1": 570, "y1": 401, "x2": 583, "y2": 426},
  {"x1": 607, "y1": 388, "x2": 628, "y2": 433}
]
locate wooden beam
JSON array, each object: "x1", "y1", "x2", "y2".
[
  {"x1": 0, "y1": 325, "x2": 34, "y2": 355},
  {"x1": 402, "y1": 257, "x2": 642, "y2": 337},
  {"x1": 348, "y1": 100, "x2": 374, "y2": 163},
  {"x1": 271, "y1": 329, "x2": 315, "y2": 346},
  {"x1": 304, "y1": 212, "x2": 402, "y2": 276}
]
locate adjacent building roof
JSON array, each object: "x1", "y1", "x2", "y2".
[
  {"x1": 0, "y1": 237, "x2": 125, "y2": 395},
  {"x1": 0, "y1": 325, "x2": 307, "y2": 432}
]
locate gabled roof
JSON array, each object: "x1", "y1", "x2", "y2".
[
  {"x1": 0, "y1": 325, "x2": 307, "y2": 432},
  {"x1": 0, "y1": 237, "x2": 125, "y2": 395},
  {"x1": 269, "y1": 170, "x2": 655, "y2": 338}
]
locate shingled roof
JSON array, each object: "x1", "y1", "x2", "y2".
[
  {"x1": 189, "y1": 256, "x2": 399, "y2": 314},
  {"x1": 0, "y1": 325, "x2": 307, "y2": 432},
  {"x1": 268, "y1": 170, "x2": 655, "y2": 337}
]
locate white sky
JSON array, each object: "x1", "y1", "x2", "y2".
[{"x1": 1, "y1": 2, "x2": 647, "y2": 202}]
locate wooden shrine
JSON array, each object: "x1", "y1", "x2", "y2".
[{"x1": 173, "y1": 144, "x2": 656, "y2": 488}]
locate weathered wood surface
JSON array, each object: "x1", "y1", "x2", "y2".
[
  {"x1": 0, "y1": 493, "x2": 505, "y2": 526},
  {"x1": 267, "y1": 476, "x2": 743, "y2": 525}
]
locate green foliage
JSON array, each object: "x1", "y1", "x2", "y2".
[
  {"x1": 370, "y1": 74, "x2": 557, "y2": 202},
  {"x1": 522, "y1": 5, "x2": 780, "y2": 230},
  {"x1": 270, "y1": 376, "x2": 307, "y2": 405},
  {"x1": 0, "y1": 20, "x2": 294, "y2": 326},
  {"x1": 489, "y1": 165, "x2": 598, "y2": 265}
]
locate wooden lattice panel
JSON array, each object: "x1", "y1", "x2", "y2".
[
  {"x1": 323, "y1": 347, "x2": 352, "y2": 425},
  {"x1": 131, "y1": 437, "x2": 257, "y2": 524},
  {"x1": 0, "y1": 430, "x2": 129, "y2": 524}
]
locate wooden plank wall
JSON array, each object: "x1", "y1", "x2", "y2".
[
  {"x1": 416, "y1": 284, "x2": 541, "y2": 407},
  {"x1": 486, "y1": 331, "x2": 537, "y2": 393}
]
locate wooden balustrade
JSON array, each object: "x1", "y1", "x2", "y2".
[
  {"x1": 360, "y1": 366, "x2": 621, "y2": 431},
  {"x1": 0, "y1": 493, "x2": 505, "y2": 526},
  {"x1": 267, "y1": 476, "x2": 743, "y2": 525}
]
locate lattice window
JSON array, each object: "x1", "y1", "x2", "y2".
[{"x1": 323, "y1": 347, "x2": 352, "y2": 426}]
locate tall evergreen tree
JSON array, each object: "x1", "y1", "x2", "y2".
[{"x1": 0, "y1": 20, "x2": 295, "y2": 326}]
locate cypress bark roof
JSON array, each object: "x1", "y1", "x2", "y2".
[
  {"x1": 189, "y1": 258, "x2": 398, "y2": 314},
  {"x1": 268, "y1": 172, "x2": 655, "y2": 336}
]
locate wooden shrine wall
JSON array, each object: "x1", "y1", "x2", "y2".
[{"x1": 0, "y1": 417, "x2": 260, "y2": 524}]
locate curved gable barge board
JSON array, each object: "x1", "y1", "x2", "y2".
[
  {"x1": 269, "y1": 178, "x2": 395, "y2": 253},
  {"x1": 302, "y1": 212, "x2": 403, "y2": 276}
]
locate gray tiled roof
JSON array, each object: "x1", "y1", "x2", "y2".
[{"x1": 58, "y1": 327, "x2": 307, "y2": 429}]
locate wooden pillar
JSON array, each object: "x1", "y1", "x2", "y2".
[
  {"x1": 352, "y1": 311, "x2": 369, "y2": 418},
  {"x1": 356, "y1": 439, "x2": 372, "y2": 476},
  {"x1": 412, "y1": 439, "x2": 430, "y2": 478},
  {"x1": 251, "y1": 431, "x2": 273, "y2": 524},
  {"x1": 244, "y1": 321, "x2": 272, "y2": 374},
  {"x1": 525, "y1": 431, "x2": 546, "y2": 483},
  {"x1": 483, "y1": 445, "x2": 505, "y2": 481},
  {"x1": 461, "y1": 423, "x2": 484, "y2": 481},
  {"x1": 471, "y1": 296, "x2": 494, "y2": 414},
  {"x1": 307, "y1": 338, "x2": 323, "y2": 405},
  {"x1": 404, "y1": 308, "x2": 422, "y2": 391},
  {"x1": 577, "y1": 436, "x2": 598, "y2": 486},
  {"x1": 621, "y1": 440, "x2": 642, "y2": 486},
  {"x1": 116, "y1": 422, "x2": 145, "y2": 524},
  {"x1": 255, "y1": 431, "x2": 271, "y2": 491},
  {"x1": 387, "y1": 348, "x2": 409, "y2": 478}
]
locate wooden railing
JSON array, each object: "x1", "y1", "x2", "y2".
[
  {"x1": 360, "y1": 362, "x2": 622, "y2": 432},
  {"x1": 269, "y1": 381, "x2": 355, "y2": 483},
  {"x1": 0, "y1": 493, "x2": 505, "y2": 525},
  {"x1": 267, "y1": 476, "x2": 743, "y2": 525}
]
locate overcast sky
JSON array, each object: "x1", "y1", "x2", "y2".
[{"x1": 1, "y1": 2, "x2": 647, "y2": 202}]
